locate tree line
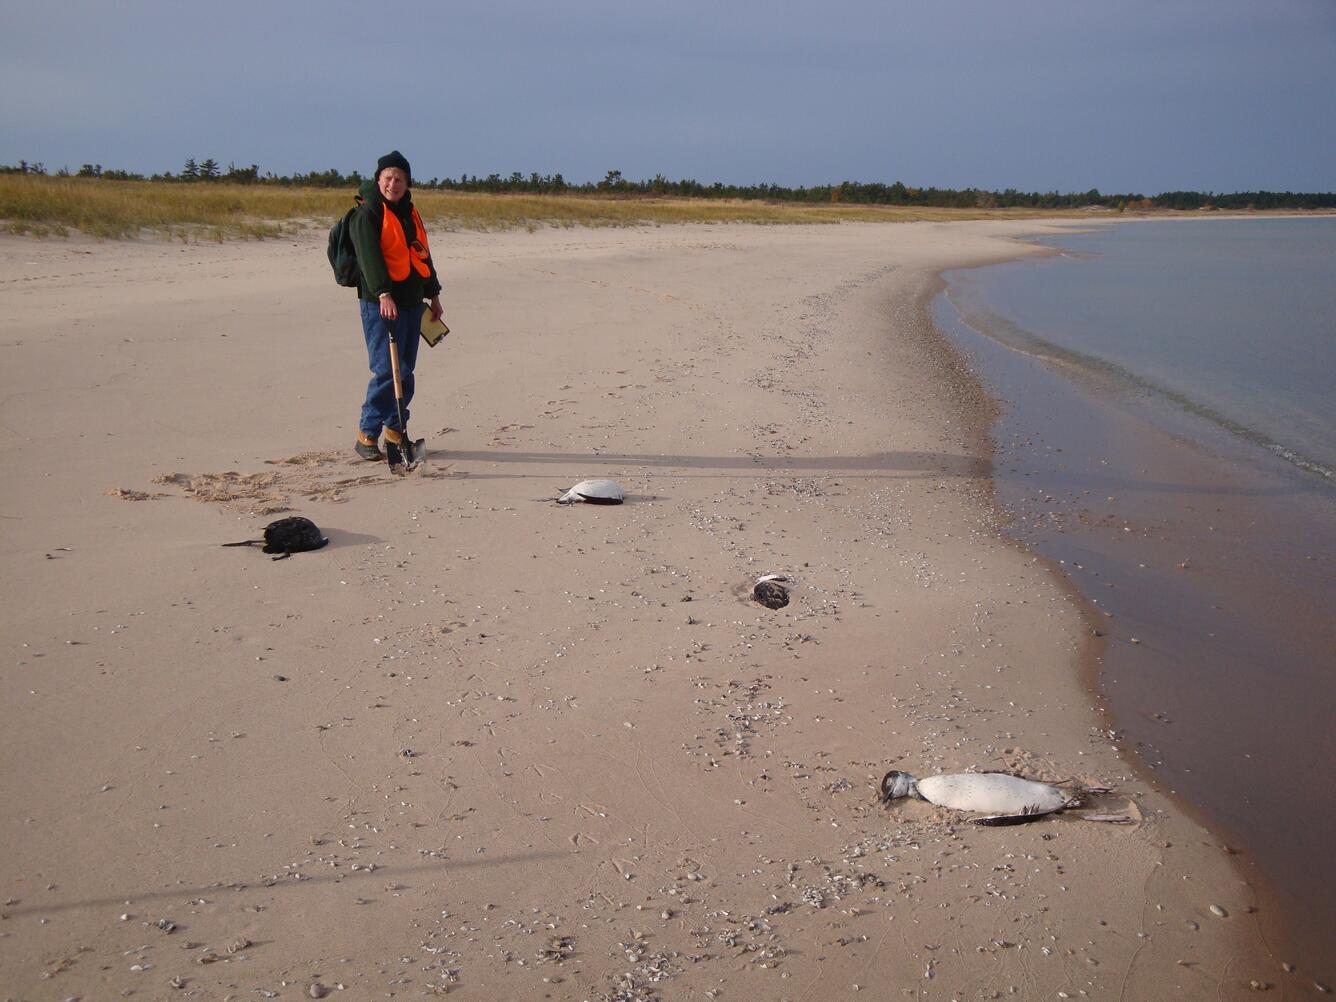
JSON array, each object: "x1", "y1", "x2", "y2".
[{"x1": 3, "y1": 159, "x2": 1334, "y2": 211}]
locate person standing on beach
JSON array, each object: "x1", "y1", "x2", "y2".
[{"x1": 350, "y1": 150, "x2": 445, "y2": 460}]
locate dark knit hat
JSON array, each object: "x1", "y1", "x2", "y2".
[{"x1": 376, "y1": 150, "x2": 411, "y2": 183}]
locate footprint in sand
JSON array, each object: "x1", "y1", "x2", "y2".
[
  {"x1": 110, "y1": 449, "x2": 450, "y2": 514},
  {"x1": 490, "y1": 423, "x2": 534, "y2": 446}
]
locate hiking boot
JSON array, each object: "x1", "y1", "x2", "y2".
[{"x1": 355, "y1": 432, "x2": 383, "y2": 461}]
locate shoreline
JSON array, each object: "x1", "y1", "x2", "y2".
[
  {"x1": 1, "y1": 222, "x2": 1288, "y2": 998},
  {"x1": 932, "y1": 229, "x2": 1335, "y2": 983},
  {"x1": 962, "y1": 219, "x2": 1335, "y2": 484}
]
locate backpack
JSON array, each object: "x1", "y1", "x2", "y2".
[{"x1": 327, "y1": 195, "x2": 364, "y2": 287}]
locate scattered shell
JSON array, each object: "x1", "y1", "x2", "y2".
[
  {"x1": 1209, "y1": 904, "x2": 1229, "y2": 918},
  {"x1": 308, "y1": 983, "x2": 330, "y2": 999}
]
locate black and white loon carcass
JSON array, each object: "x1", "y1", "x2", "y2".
[{"x1": 880, "y1": 769, "x2": 1084, "y2": 826}]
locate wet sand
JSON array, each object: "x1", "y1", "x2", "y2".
[
  {"x1": 938, "y1": 270, "x2": 1336, "y2": 985},
  {"x1": 0, "y1": 222, "x2": 1296, "y2": 998}
]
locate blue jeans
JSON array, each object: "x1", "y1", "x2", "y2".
[{"x1": 359, "y1": 299, "x2": 423, "y2": 437}]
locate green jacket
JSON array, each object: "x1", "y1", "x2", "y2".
[{"x1": 350, "y1": 179, "x2": 442, "y2": 306}]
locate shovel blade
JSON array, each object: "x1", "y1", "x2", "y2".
[
  {"x1": 385, "y1": 437, "x2": 425, "y2": 475},
  {"x1": 404, "y1": 438, "x2": 427, "y2": 471}
]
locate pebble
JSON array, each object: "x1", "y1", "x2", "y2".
[
  {"x1": 307, "y1": 984, "x2": 329, "y2": 999},
  {"x1": 1209, "y1": 904, "x2": 1228, "y2": 918}
]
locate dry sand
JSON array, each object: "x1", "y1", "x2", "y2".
[{"x1": 0, "y1": 222, "x2": 1296, "y2": 999}]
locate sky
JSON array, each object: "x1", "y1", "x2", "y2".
[{"x1": 2, "y1": 0, "x2": 1334, "y2": 194}]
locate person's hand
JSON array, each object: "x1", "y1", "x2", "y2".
[
  {"x1": 379, "y1": 292, "x2": 398, "y2": 321},
  {"x1": 428, "y1": 296, "x2": 443, "y2": 323}
]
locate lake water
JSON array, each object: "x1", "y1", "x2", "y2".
[
  {"x1": 944, "y1": 217, "x2": 1335, "y2": 479},
  {"x1": 934, "y1": 216, "x2": 1336, "y2": 983}
]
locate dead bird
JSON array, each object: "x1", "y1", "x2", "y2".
[
  {"x1": 880, "y1": 768, "x2": 1084, "y2": 826},
  {"x1": 223, "y1": 516, "x2": 329, "y2": 560},
  {"x1": 753, "y1": 573, "x2": 797, "y2": 610},
  {"x1": 556, "y1": 479, "x2": 625, "y2": 504}
]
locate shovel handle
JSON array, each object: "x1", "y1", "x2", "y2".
[{"x1": 388, "y1": 335, "x2": 404, "y2": 403}]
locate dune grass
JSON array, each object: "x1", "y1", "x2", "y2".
[
  {"x1": 422, "y1": 189, "x2": 1092, "y2": 229},
  {"x1": 1, "y1": 174, "x2": 1100, "y2": 241},
  {"x1": 0, "y1": 176, "x2": 337, "y2": 240}
]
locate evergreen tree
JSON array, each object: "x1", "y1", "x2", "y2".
[
  {"x1": 225, "y1": 162, "x2": 259, "y2": 184},
  {"x1": 181, "y1": 157, "x2": 199, "y2": 180}
]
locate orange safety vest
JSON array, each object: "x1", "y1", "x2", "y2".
[{"x1": 380, "y1": 204, "x2": 432, "y2": 281}]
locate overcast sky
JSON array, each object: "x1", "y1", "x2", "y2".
[{"x1": 3, "y1": 0, "x2": 1333, "y2": 193}]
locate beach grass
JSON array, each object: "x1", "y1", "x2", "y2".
[
  {"x1": 0, "y1": 176, "x2": 334, "y2": 240},
  {"x1": 1, "y1": 174, "x2": 1099, "y2": 240}
]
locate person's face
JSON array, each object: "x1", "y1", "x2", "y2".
[{"x1": 378, "y1": 167, "x2": 408, "y2": 203}]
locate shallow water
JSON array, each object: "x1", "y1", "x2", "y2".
[
  {"x1": 935, "y1": 218, "x2": 1336, "y2": 982},
  {"x1": 947, "y1": 217, "x2": 1336, "y2": 480}
]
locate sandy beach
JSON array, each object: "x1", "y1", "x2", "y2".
[{"x1": 0, "y1": 221, "x2": 1296, "y2": 999}]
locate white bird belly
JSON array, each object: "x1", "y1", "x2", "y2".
[
  {"x1": 916, "y1": 773, "x2": 1068, "y2": 814},
  {"x1": 559, "y1": 479, "x2": 625, "y2": 503}
]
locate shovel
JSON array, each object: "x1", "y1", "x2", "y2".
[{"x1": 385, "y1": 325, "x2": 425, "y2": 474}]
